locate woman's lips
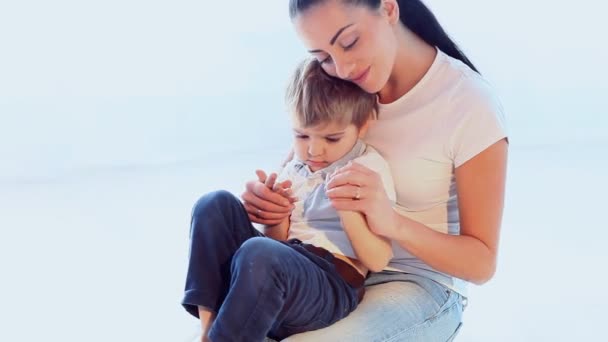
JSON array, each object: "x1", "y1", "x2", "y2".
[{"x1": 350, "y1": 66, "x2": 370, "y2": 84}]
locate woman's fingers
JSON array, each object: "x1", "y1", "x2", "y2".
[
  {"x1": 243, "y1": 202, "x2": 290, "y2": 220},
  {"x1": 330, "y1": 198, "x2": 365, "y2": 212},
  {"x1": 247, "y1": 214, "x2": 285, "y2": 226},
  {"x1": 242, "y1": 171, "x2": 296, "y2": 225},
  {"x1": 243, "y1": 181, "x2": 292, "y2": 210},
  {"x1": 328, "y1": 161, "x2": 380, "y2": 190},
  {"x1": 342, "y1": 161, "x2": 374, "y2": 174},
  {"x1": 327, "y1": 170, "x2": 367, "y2": 189},
  {"x1": 330, "y1": 161, "x2": 372, "y2": 178},
  {"x1": 326, "y1": 184, "x2": 363, "y2": 200}
]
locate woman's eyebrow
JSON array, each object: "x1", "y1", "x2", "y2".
[
  {"x1": 330, "y1": 23, "x2": 354, "y2": 45},
  {"x1": 307, "y1": 23, "x2": 354, "y2": 53}
]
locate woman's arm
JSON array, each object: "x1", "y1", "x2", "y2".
[
  {"x1": 339, "y1": 211, "x2": 393, "y2": 272},
  {"x1": 392, "y1": 139, "x2": 507, "y2": 284},
  {"x1": 327, "y1": 139, "x2": 508, "y2": 285}
]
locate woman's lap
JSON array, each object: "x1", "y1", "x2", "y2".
[{"x1": 282, "y1": 272, "x2": 464, "y2": 342}]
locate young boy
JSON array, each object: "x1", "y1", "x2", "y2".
[
  {"x1": 182, "y1": 59, "x2": 396, "y2": 342},
  {"x1": 263, "y1": 58, "x2": 397, "y2": 279}
]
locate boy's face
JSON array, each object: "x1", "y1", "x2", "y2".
[{"x1": 292, "y1": 116, "x2": 369, "y2": 172}]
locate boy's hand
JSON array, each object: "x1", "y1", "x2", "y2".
[
  {"x1": 242, "y1": 170, "x2": 296, "y2": 225},
  {"x1": 255, "y1": 170, "x2": 295, "y2": 200}
]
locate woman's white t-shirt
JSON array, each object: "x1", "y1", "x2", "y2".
[{"x1": 364, "y1": 48, "x2": 508, "y2": 296}]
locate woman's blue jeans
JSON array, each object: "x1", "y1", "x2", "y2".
[{"x1": 181, "y1": 190, "x2": 360, "y2": 342}]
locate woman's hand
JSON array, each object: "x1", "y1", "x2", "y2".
[
  {"x1": 326, "y1": 162, "x2": 399, "y2": 239},
  {"x1": 241, "y1": 170, "x2": 296, "y2": 225}
]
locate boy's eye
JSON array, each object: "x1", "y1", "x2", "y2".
[{"x1": 325, "y1": 137, "x2": 341, "y2": 143}]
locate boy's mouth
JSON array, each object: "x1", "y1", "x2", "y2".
[{"x1": 307, "y1": 160, "x2": 328, "y2": 168}]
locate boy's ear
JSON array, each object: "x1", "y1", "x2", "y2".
[{"x1": 358, "y1": 119, "x2": 371, "y2": 138}]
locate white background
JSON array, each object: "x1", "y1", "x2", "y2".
[{"x1": 1, "y1": 0, "x2": 606, "y2": 341}]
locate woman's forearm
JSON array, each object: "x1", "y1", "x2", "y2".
[
  {"x1": 339, "y1": 211, "x2": 393, "y2": 272},
  {"x1": 392, "y1": 211, "x2": 497, "y2": 285}
]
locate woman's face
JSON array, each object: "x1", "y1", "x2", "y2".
[{"x1": 293, "y1": 0, "x2": 399, "y2": 93}]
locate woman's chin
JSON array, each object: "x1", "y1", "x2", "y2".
[{"x1": 357, "y1": 78, "x2": 383, "y2": 94}]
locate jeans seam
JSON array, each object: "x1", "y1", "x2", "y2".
[
  {"x1": 446, "y1": 322, "x2": 463, "y2": 342},
  {"x1": 383, "y1": 299, "x2": 460, "y2": 342},
  {"x1": 229, "y1": 277, "x2": 277, "y2": 341}
]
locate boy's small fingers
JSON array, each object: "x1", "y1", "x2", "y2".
[
  {"x1": 279, "y1": 180, "x2": 292, "y2": 188},
  {"x1": 265, "y1": 173, "x2": 277, "y2": 189},
  {"x1": 255, "y1": 170, "x2": 267, "y2": 183}
]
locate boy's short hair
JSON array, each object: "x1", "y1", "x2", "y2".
[{"x1": 285, "y1": 58, "x2": 377, "y2": 129}]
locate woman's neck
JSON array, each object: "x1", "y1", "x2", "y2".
[{"x1": 378, "y1": 26, "x2": 437, "y2": 104}]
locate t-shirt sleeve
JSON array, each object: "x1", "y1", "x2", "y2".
[
  {"x1": 354, "y1": 148, "x2": 397, "y2": 203},
  {"x1": 449, "y1": 82, "x2": 508, "y2": 168}
]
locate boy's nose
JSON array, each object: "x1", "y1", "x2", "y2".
[{"x1": 308, "y1": 143, "x2": 323, "y2": 157}]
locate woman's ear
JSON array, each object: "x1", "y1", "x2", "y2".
[{"x1": 382, "y1": 0, "x2": 400, "y2": 26}]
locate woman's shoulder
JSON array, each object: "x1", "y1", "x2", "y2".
[{"x1": 439, "y1": 53, "x2": 505, "y2": 117}]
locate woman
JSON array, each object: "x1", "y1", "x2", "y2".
[{"x1": 241, "y1": 0, "x2": 508, "y2": 340}]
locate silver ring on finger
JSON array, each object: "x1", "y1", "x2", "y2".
[{"x1": 354, "y1": 186, "x2": 361, "y2": 200}]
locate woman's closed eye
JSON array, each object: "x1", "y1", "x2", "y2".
[
  {"x1": 295, "y1": 134, "x2": 309, "y2": 140},
  {"x1": 342, "y1": 37, "x2": 359, "y2": 51},
  {"x1": 318, "y1": 37, "x2": 359, "y2": 65},
  {"x1": 320, "y1": 55, "x2": 333, "y2": 65}
]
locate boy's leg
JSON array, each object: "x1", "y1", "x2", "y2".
[
  {"x1": 181, "y1": 190, "x2": 264, "y2": 318},
  {"x1": 209, "y1": 238, "x2": 360, "y2": 342}
]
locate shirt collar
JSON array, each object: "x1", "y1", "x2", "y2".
[{"x1": 293, "y1": 139, "x2": 367, "y2": 179}]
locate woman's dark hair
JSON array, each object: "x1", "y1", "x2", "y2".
[{"x1": 289, "y1": 0, "x2": 478, "y2": 73}]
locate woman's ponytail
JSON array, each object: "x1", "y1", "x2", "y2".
[{"x1": 397, "y1": 0, "x2": 478, "y2": 73}]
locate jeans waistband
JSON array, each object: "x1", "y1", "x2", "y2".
[{"x1": 287, "y1": 239, "x2": 365, "y2": 303}]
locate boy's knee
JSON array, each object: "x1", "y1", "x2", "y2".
[
  {"x1": 233, "y1": 238, "x2": 287, "y2": 276},
  {"x1": 191, "y1": 190, "x2": 239, "y2": 219}
]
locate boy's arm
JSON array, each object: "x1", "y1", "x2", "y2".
[
  {"x1": 336, "y1": 148, "x2": 396, "y2": 272},
  {"x1": 339, "y1": 210, "x2": 393, "y2": 272},
  {"x1": 263, "y1": 217, "x2": 290, "y2": 241}
]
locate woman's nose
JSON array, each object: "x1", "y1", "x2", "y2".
[{"x1": 334, "y1": 58, "x2": 356, "y2": 80}]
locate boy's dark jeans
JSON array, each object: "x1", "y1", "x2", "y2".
[{"x1": 181, "y1": 190, "x2": 360, "y2": 342}]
